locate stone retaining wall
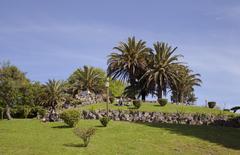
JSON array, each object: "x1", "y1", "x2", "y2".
[{"x1": 82, "y1": 109, "x2": 240, "y2": 128}]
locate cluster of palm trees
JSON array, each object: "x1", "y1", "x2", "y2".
[
  {"x1": 41, "y1": 66, "x2": 107, "y2": 110},
  {"x1": 107, "y1": 37, "x2": 202, "y2": 104},
  {"x1": 27, "y1": 37, "x2": 202, "y2": 112}
]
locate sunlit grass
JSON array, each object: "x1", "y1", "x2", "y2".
[
  {"x1": 0, "y1": 119, "x2": 239, "y2": 155},
  {"x1": 79, "y1": 102, "x2": 235, "y2": 115}
]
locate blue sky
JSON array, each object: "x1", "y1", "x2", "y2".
[{"x1": 0, "y1": 0, "x2": 240, "y2": 108}]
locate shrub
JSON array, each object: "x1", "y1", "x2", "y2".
[
  {"x1": 23, "y1": 106, "x2": 32, "y2": 118},
  {"x1": 73, "y1": 127, "x2": 96, "y2": 147},
  {"x1": 37, "y1": 107, "x2": 47, "y2": 117},
  {"x1": 208, "y1": 101, "x2": 216, "y2": 109},
  {"x1": 109, "y1": 97, "x2": 115, "y2": 104},
  {"x1": 71, "y1": 99, "x2": 82, "y2": 107},
  {"x1": 32, "y1": 106, "x2": 47, "y2": 118},
  {"x1": 100, "y1": 116, "x2": 110, "y2": 127},
  {"x1": 158, "y1": 99, "x2": 168, "y2": 106},
  {"x1": 133, "y1": 100, "x2": 141, "y2": 109},
  {"x1": 60, "y1": 109, "x2": 80, "y2": 127}
]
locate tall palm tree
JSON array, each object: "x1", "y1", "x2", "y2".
[
  {"x1": 43, "y1": 79, "x2": 65, "y2": 110},
  {"x1": 69, "y1": 66, "x2": 106, "y2": 94},
  {"x1": 143, "y1": 42, "x2": 182, "y2": 99},
  {"x1": 171, "y1": 65, "x2": 202, "y2": 104},
  {"x1": 107, "y1": 37, "x2": 151, "y2": 100}
]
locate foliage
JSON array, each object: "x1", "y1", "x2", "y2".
[
  {"x1": 0, "y1": 62, "x2": 30, "y2": 119},
  {"x1": 158, "y1": 99, "x2": 168, "y2": 106},
  {"x1": 100, "y1": 116, "x2": 110, "y2": 127},
  {"x1": 109, "y1": 96, "x2": 115, "y2": 104},
  {"x1": 23, "y1": 105, "x2": 32, "y2": 118},
  {"x1": 107, "y1": 37, "x2": 202, "y2": 102},
  {"x1": 208, "y1": 102, "x2": 216, "y2": 109},
  {"x1": 68, "y1": 66, "x2": 106, "y2": 95},
  {"x1": 133, "y1": 100, "x2": 141, "y2": 109},
  {"x1": 143, "y1": 42, "x2": 182, "y2": 99},
  {"x1": 34, "y1": 106, "x2": 47, "y2": 118},
  {"x1": 73, "y1": 127, "x2": 96, "y2": 147},
  {"x1": 60, "y1": 109, "x2": 80, "y2": 127},
  {"x1": 42, "y1": 79, "x2": 65, "y2": 109},
  {"x1": 109, "y1": 79, "x2": 125, "y2": 97},
  {"x1": 27, "y1": 82, "x2": 46, "y2": 106},
  {"x1": 107, "y1": 37, "x2": 152, "y2": 100},
  {"x1": 71, "y1": 99, "x2": 82, "y2": 107},
  {"x1": 170, "y1": 65, "x2": 201, "y2": 104}
]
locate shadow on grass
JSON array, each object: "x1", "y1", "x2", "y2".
[
  {"x1": 153, "y1": 105, "x2": 161, "y2": 107},
  {"x1": 141, "y1": 122, "x2": 240, "y2": 150},
  {"x1": 64, "y1": 143, "x2": 86, "y2": 148},
  {"x1": 95, "y1": 125, "x2": 106, "y2": 128},
  {"x1": 52, "y1": 125, "x2": 71, "y2": 129}
]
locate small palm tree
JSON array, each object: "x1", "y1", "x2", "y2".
[
  {"x1": 143, "y1": 42, "x2": 182, "y2": 99},
  {"x1": 43, "y1": 79, "x2": 65, "y2": 110},
  {"x1": 171, "y1": 65, "x2": 202, "y2": 104},
  {"x1": 70, "y1": 66, "x2": 106, "y2": 94}
]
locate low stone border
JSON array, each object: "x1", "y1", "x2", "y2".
[{"x1": 82, "y1": 109, "x2": 240, "y2": 128}]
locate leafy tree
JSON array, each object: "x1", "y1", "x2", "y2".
[
  {"x1": 143, "y1": 42, "x2": 182, "y2": 99},
  {"x1": 0, "y1": 62, "x2": 29, "y2": 120},
  {"x1": 107, "y1": 37, "x2": 151, "y2": 100},
  {"x1": 29, "y1": 82, "x2": 46, "y2": 106}
]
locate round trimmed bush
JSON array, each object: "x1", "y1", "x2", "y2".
[
  {"x1": 100, "y1": 116, "x2": 110, "y2": 127},
  {"x1": 208, "y1": 101, "x2": 216, "y2": 109},
  {"x1": 109, "y1": 97, "x2": 115, "y2": 104},
  {"x1": 133, "y1": 100, "x2": 141, "y2": 109},
  {"x1": 60, "y1": 109, "x2": 80, "y2": 127},
  {"x1": 158, "y1": 99, "x2": 168, "y2": 106}
]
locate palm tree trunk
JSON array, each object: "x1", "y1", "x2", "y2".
[
  {"x1": 158, "y1": 85, "x2": 163, "y2": 99},
  {"x1": 6, "y1": 104, "x2": 12, "y2": 120},
  {"x1": 141, "y1": 91, "x2": 146, "y2": 101}
]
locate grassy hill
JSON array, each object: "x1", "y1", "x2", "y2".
[
  {"x1": 79, "y1": 102, "x2": 235, "y2": 115},
  {"x1": 0, "y1": 119, "x2": 239, "y2": 155}
]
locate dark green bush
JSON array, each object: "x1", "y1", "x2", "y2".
[
  {"x1": 74, "y1": 127, "x2": 96, "y2": 147},
  {"x1": 60, "y1": 109, "x2": 80, "y2": 127},
  {"x1": 33, "y1": 106, "x2": 47, "y2": 118},
  {"x1": 109, "y1": 97, "x2": 115, "y2": 104},
  {"x1": 23, "y1": 106, "x2": 32, "y2": 118},
  {"x1": 99, "y1": 116, "x2": 110, "y2": 127},
  {"x1": 208, "y1": 102, "x2": 216, "y2": 109},
  {"x1": 133, "y1": 100, "x2": 141, "y2": 109},
  {"x1": 158, "y1": 99, "x2": 168, "y2": 106},
  {"x1": 71, "y1": 99, "x2": 82, "y2": 107},
  {"x1": 10, "y1": 106, "x2": 24, "y2": 118}
]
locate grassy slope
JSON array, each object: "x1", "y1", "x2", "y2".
[
  {"x1": 0, "y1": 119, "x2": 240, "y2": 155},
  {"x1": 79, "y1": 102, "x2": 235, "y2": 115}
]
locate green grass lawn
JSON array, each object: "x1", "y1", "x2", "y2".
[
  {"x1": 79, "y1": 102, "x2": 235, "y2": 115},
  {"x1": 0, "y1": 119, "x2": 239, "y2": 155}
]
